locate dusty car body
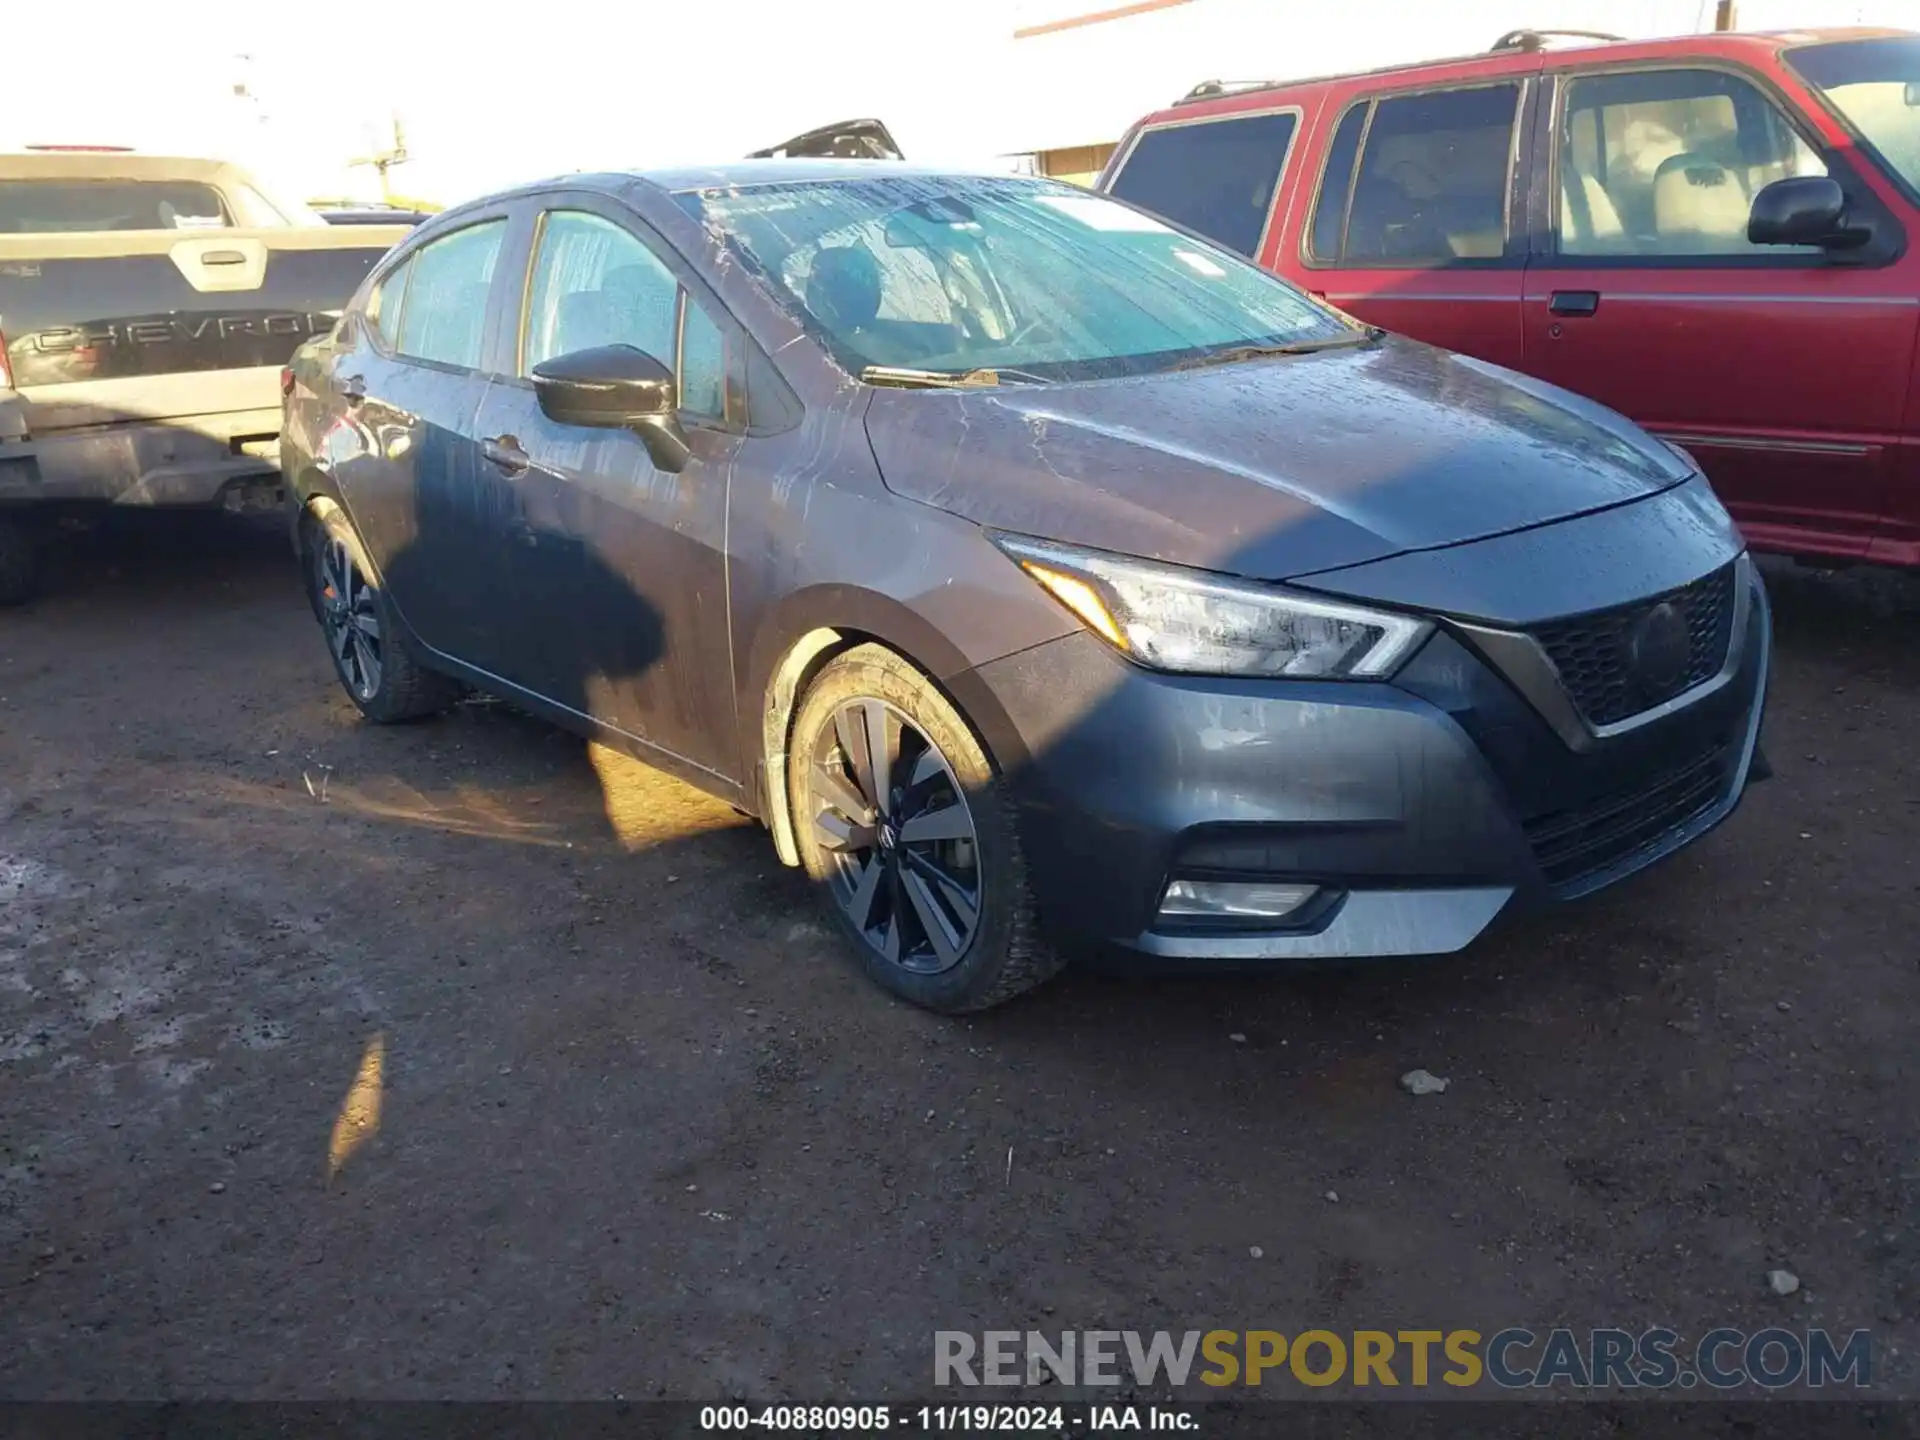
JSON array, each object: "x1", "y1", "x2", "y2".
[{"x1": 282, "y1": 162, "x2": 1770, "y2": 1011}]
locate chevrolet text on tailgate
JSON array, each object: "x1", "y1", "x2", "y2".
[{"x1": 0, "y1": 149, "x2": 412, "y2": 604}]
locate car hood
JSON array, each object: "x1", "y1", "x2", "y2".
[{"x1": 863, "y1": 338, "x2": 1694, "y2": 582}]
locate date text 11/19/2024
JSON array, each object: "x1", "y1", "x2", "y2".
[{"x1": 700, "y1": 1405, "x2": 1186, "y2": 1431}]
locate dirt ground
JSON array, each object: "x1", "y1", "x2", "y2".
[{"x1": 1, "y1": 512, "x2": 1916, "y2": 1403}]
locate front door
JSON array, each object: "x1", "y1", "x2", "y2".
[
  {"x1": 1295, "y1": 76, "x2": 1538, "y2": 371},
  {"x1": 471, "y1": 203, "x2": 741, "y2": 782},
  {"x1": 1521, "y1": 63, "x2": 1919, "y2": 559}
]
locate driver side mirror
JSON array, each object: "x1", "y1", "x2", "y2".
[
  {"x1": 1748, "y1": 176, "x2": 1870, "y2": 251},
  {"x1": 530, "y1": 343, "x2": 691, "y2": 473}
]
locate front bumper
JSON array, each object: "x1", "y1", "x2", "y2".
[{"x1": 968, "y1": 567, "x2": 1771, "y2": 960}]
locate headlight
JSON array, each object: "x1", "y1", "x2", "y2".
[{"x1": 992, "y1": 534, "x2": 1431, "y2": 679}]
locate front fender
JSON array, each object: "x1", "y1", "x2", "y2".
[{"x1": 740, "y1": 580, "x2": 1062, "y2": 865}]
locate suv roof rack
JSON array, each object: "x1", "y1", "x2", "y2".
[
  {"x1": 1179, "y1": 80, "x2": 1279, "y2": 103},
  {"x1": 1172, "y1": 27, "x2": 1627, "y2": 107},
  {"x1": 1489, "y1": 28, "x2": 1623, "y2": 51}
]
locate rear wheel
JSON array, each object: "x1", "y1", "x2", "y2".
[
  {"x1": 303, "y1": 508, "x2": 457, "y2": 722},
  {"x1": 788, "y1": 644, "x2": 1063, "y2": 1012},
  {"x1": 0, "y1": 517, "x2": 36, "y2": 606}
]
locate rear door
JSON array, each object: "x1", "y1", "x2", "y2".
[
  {"x1": 471, "y1": 196, "x2": 743, "y2": 782},
  {"x1": 1520, "y1": 60, "x2": 1917, "y2": 558},
  {"x1": 1105, "y1": 106, "x2": 1302, "y2": 263},
  {"x1": 328, "y1": 213, "x2": 516, "y2": 673},
  {"x1": 1295, "y1": 75, "x2": 1540, "y2": 369}
]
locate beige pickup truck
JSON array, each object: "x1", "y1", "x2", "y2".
[{"x1": 0, "y1": 150, "x2": 411, "y2": 602}]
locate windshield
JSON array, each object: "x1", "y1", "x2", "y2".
[
  {"x1": 673, "y1": 174, "x2": 1354, "y2": 382},
  {"x1": 1789, "y1": 36, "x2": 1920, "y2": 201}
]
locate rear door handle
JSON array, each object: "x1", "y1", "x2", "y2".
[
  {"x1": 481, "y1": 435, "x2": 530, "y2": 476},
  {"x1": 1548, "y1": 290, "x2": 1600, "y2": 317},
  {"x1": 339, "y1": 373, "x2": 367, "y2": 405}
]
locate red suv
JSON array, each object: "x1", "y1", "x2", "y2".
[{"x1": 1102, "y1": 27, "x2": 1920, "y2": 567}]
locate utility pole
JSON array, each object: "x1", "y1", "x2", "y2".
[
  {"x1": 349, "y1": 116, "x2": 410, "y2": 204},
  {"x1": 1714, "y1": 0, "x2": 1737, "y2": 31}
]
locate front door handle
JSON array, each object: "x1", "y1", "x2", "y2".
[
  {"x1": 339, "y1": 373, "x2": 367, "y2": 405},
  {"x1": 1548, "y1": 290, "x2": 1600, "y2": 317},
  {"x1": 481, "y1": 435, "x2": 530, "y2": 477}
]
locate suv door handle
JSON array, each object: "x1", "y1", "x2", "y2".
[
  {"x1": 481, "y1": 435, "x2": 530, "y2": 476},
  {"x1": 1548, "y1": 290, "x2": 1600, "y2": 317},
  {"x1": 339, "y1": 373, "x2": 367, "y2": 405}
]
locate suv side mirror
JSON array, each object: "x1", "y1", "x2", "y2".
[
  {"x1": 1748, "y1": 176, "x2": 1869, "y2": 250},
  {"x1": 530, "y1": 343, "x2": 690, "y2": 472}
]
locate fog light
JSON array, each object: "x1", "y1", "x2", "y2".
[{"x1": 1158, "y1": 878, "x2": 1319, "y2": 922}]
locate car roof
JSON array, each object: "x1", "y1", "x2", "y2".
[
  {"x1": 638, "y1": 158, "x2": 1020, "y2": 193},
  {"x1": 472, "y1": 159, "x2": 1037, "y2": 211},
  {"x1": 1138, "y1": 25, "x2": 1915, "y2": 127}
]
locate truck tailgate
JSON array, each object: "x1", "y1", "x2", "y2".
[{"x1": 0, "y1": 225, "x2": 409, "y2": 429}]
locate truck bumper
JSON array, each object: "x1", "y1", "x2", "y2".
[{"x1": 0, "y1": 408, "x2": 284, "y2": 508}]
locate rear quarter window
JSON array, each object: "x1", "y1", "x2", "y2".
[
  {"x1": 1107, "y1": 110, "x2": 1298, "y2": 258},
  {"x1": 364, "y1": 259, "x2": 413, "y2": 350}
]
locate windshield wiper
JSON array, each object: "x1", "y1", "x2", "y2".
[
  {"x1": 860, "y1": 364, "x2": 1050, "y2": 389},
  {"x1": 1171, "y1": 330, "x2": 1380, "y2": 372}
]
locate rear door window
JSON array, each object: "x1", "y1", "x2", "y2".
[
  {"x1": 1308, "y1": 102, "x2": 1369, "y2": 262},
  {"x1": 395, "y1": 221, "x2": 506, "y2": 371},
  {"x1": 1108, "y1": 111, "x2": 1298, "y2": 258},
  {"x1": 1308, "y1": 83, "x2": 1522, "y2": 264}
]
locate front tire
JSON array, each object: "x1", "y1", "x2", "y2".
[
  {"x1": 303, "y1": 508, "x2": 457, "y2": 723},
  {"x1": 788, "y1": 643, "x2": 1063, "y2": 1012}
]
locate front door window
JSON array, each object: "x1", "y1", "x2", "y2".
[{"x1": 1556, "y1": 68, "x2": 1827, "y2": 257}]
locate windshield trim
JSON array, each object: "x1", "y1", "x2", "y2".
[{"x1": 1784, "y1": 37, "x2": 1920, "y2": 210}]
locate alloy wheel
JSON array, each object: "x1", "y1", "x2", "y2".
[
  {"x1": 315, "y1": 536, "x2": 383, "y2": 702},
  {"x1": 810, "y1": 699, "x2": 981, "y2": 974}
]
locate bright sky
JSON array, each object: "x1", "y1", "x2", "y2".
[{"x1": 8, "y1": 0, "x2": 1912, "y2": 206}]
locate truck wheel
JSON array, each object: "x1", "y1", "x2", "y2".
[
  {"x1": 303, "y1": 508, "x2": 457, "y2": 722},
  {"x1": 0, "y1": 518, "x2": 35, "y2": 606},
  {"x1": 787, "y1": 643, "x2": 1065, "y2": 1013}
]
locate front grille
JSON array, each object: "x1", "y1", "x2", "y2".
[
  {"x1": 1530, "y1": 564, "x2": 1737, "y2": 727},
  {"x1": 1525, "y1": 743, "x2": 1733, "y2": 890}
]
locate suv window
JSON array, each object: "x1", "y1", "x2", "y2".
[
  {"x1": 1108, "y1": 111, "x2": 1298, "y2": 258},
  {"x1": 1310, "y1": 83, "x2": 1521, "y2": 264},
  {"x1": 523, "y1": 210, "x2": 726, "y2": 421},
  {"x1": 395, "y1": 221, "x2": 505, "y2": 370},
  {"x1": 1308, "y1": 103, "x2": 1369, "y2": 262},
  {"x1": 1557, "y1": 68, "x2": 1827, "y2": 257}
]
